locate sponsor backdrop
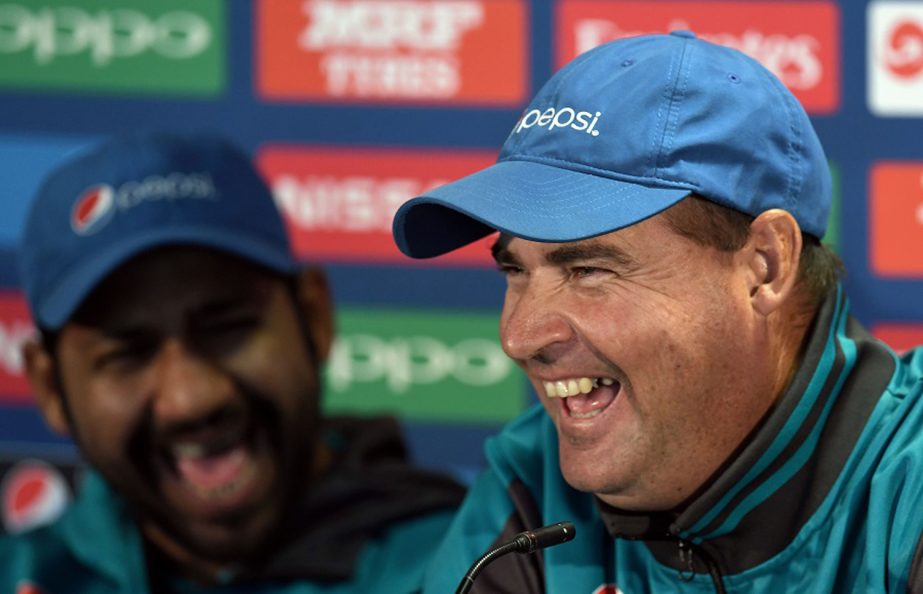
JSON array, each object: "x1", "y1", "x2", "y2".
[{"x1": 0, "y1": 0, "x2": 921, "y2": 533}]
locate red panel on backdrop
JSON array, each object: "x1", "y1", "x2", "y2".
[
  {"x1": 256, "y1": 145, "x2": 499, "y2": 265},
  {"x1": 873, "y1": 324, "x2": 923, "y2": 355},
  {"x1": 869, "y1": 162, "x2": 923, "y2": 277},
  {"x1": 256, "y1": 0, "x2": 529, "y2": 106},
  {"x1": 556, "y1": 1, "x2": 840, "y2": 114},
  {"x1": 0, "y1": 293, "x2": 35, "y2": 404}
]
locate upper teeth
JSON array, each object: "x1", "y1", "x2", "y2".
[
  {"x1": 544, "y1": 377, "x2": 614, "y2": 398},
  {"x1": 173, "y1": 443, "x2": 207, "y2": 459}
]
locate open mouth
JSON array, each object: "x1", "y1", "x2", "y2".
[
  {"x1": 159, "y1": 423, "x2": 264, "y2": 513},
  {"x1": 542, "y1": 377, "x2": 620, "y2": 419}
]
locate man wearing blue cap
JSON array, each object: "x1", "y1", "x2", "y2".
[
  {"x1": 393, "y1": 32, "x2": 923, "y2": 593},
  {"x1": 2, "y1": 132, "x2": 464, "y2": 593}
]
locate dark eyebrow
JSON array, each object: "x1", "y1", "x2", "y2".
[
  {"x1": 545, "y1": 242, "x2": 638, "y2": 269},
  {"x1": 491, "y1": 233, "x2": 516, "y2": 265},
  {"x1": 492, "y1": 233, "x2": 639, "y2": 271},
  {"x1": 96, "y1": 326, "x2": 159, "y2": 344}
]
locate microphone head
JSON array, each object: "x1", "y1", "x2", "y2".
[{"x1": 515, "y1": 521, "x2": 577, "y2": 553}]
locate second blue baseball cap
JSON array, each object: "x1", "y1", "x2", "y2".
[
  {"x1": 18, "y1": 132, "x2": 299, "y2": 331},
  {"x1": 393, "y1": 31, "x2": 831, "y2": 259}
]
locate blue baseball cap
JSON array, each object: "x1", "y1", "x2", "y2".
[
  {"x1": 393, "y1": 31, "x2": 831, "y2": 259},
  {"x1": 18, "y1": 132, "x2": 299, "y2": 330}
]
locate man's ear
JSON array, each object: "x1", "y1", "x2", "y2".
[
  {"x1": 294, "y1": 266, "x2": 335, "y2": 363},
  {"x1": 745, "y1": 209, "x2": 802, "y2": 317},
  {"x1": 22, "y1": 338, "x2": 71, "y2": 436}
]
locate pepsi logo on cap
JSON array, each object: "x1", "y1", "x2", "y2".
[
  {"x1": 71, "y1": 184, "x2": 115, "y2": 235},
  {"x1": 1, "y1": 460, "x2": 72, "y2": 535}
]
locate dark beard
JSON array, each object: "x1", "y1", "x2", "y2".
[{"x1": 135, "y1": 375, "x2": 320, "y2": 567}]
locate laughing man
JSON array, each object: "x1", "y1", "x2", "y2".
[
  {"x1": 2, "y1": 132, "x2": 464, "y2": 593},
  {"x1": 393, "y1": 32, "x2": 923, "y2": 593}
]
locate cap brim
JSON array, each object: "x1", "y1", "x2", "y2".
[
  {"x1": 393, "y1": 160, "x2": 694, "y2": 258},
  {"x1": 37, "y1": 227, "x2": 298, "y2": 330}
]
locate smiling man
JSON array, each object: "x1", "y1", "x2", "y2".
[
  {"x1": 1, "y1": 132, "x2": 464, "y2": 593},
  {"x1": 392, "y1": 32, "x2": 923, "y2": 593}
]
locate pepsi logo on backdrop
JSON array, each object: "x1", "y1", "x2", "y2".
[
  {"x1": 1, "y1": 460, "x2": 72, "y2": 534},
  {"x1": 15, "y1": 581, "x2": 46, "y2": 594},
  {"x1": 16, "y1": 582, "x2": 45, "y2": 594},
  {"x1": 70, "y1": 184, "x2": 115, "y2": 235}
]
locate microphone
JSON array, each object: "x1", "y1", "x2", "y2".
[{"x1": 454, "y1": 521, "x2": 576, "y2": 594}]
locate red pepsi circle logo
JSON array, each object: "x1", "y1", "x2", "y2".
[
  {"x1": 1, "y1": 460, "x2": 72, "y2": 534},
  {"x1": 71, "y1": 184, "x2": 115, "y2": 235},
  {"x1": 16, "y1": 581, "x2": 47, "y2": 594},
  {"x1": 885, "y1": 20, "x2": 923, "y2": 79}
]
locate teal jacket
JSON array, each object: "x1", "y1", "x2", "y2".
[
  {"x1": 423, "y1": 287, "x2": 923, "y2": 593},
  {"x1": 0, "y1": 417, "x2": 464, "y2": 594}
]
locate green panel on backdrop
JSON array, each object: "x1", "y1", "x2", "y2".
[
  {"x1": 0, "y1": 0, "x2": 224, "y2": 95},
  {"x1": 322, "y1": 308, "x2": 526, "y2": 424},
  {"x1": 823, "y1": 161, "x2": 840, "y2": 252}
]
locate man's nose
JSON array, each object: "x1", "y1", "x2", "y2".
[
  {"x1": 500, "y1": 283, "x2": 574, "y2": 365},
  {"x1": 151, "y1": 339, "x2": 236, "y2": 425}
]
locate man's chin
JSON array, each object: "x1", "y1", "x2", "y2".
[
  {"x1": 559, "y1": 463, "x2": 635, "y2": 507},
  {"x1": 145, "y1": 509, "x2": 282, "y2": 570},
  {"x1": 186, "y1": 525, "x2": 273, "y2": 564}
]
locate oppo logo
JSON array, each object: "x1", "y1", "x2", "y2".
[
  {"x1": 0, "y1": 4, "x2": 212, "y2": 65},
  {"x1": 513, "y1": 106, "x2": 603, "y2": 137},
  {"x1": 327, "y1": 334, "x2": 512, "y2": 393}
]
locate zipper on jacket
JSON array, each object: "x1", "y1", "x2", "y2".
[{"x1": 676, "y1": 539, "x2": 727, "y2": 594}]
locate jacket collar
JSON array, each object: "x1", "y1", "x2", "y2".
[{"x1": 597, "y1": 286, "x2": 896, "y2": 574}]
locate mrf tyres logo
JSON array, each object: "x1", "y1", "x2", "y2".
[
  {"x1": 70, "y1": 172, "x2": 217, "y2": 235},
  {"x1": 513, "y1": 106, "x2": 603, "y2": 137},
  {"x1": 299, "y1": 0, "x2": 484, "y2": 98},
  {"x1": 0, "y1": 1, "x2": 224, "y2": 95},
  {"x1": 257, "y1": 0, "x2": 527, "y2": 104}
]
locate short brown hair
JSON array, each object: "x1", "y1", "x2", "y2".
[{"x1": 663, "y1": 195, "x2": 843, "y2": 306}]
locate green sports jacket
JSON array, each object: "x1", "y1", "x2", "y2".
[
  {"x1": 0, "y1": 416, "x2": 464, "y2": 594},
  {"x1": 423, "y1": 286, "x2": 923, "y2": 593}
]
